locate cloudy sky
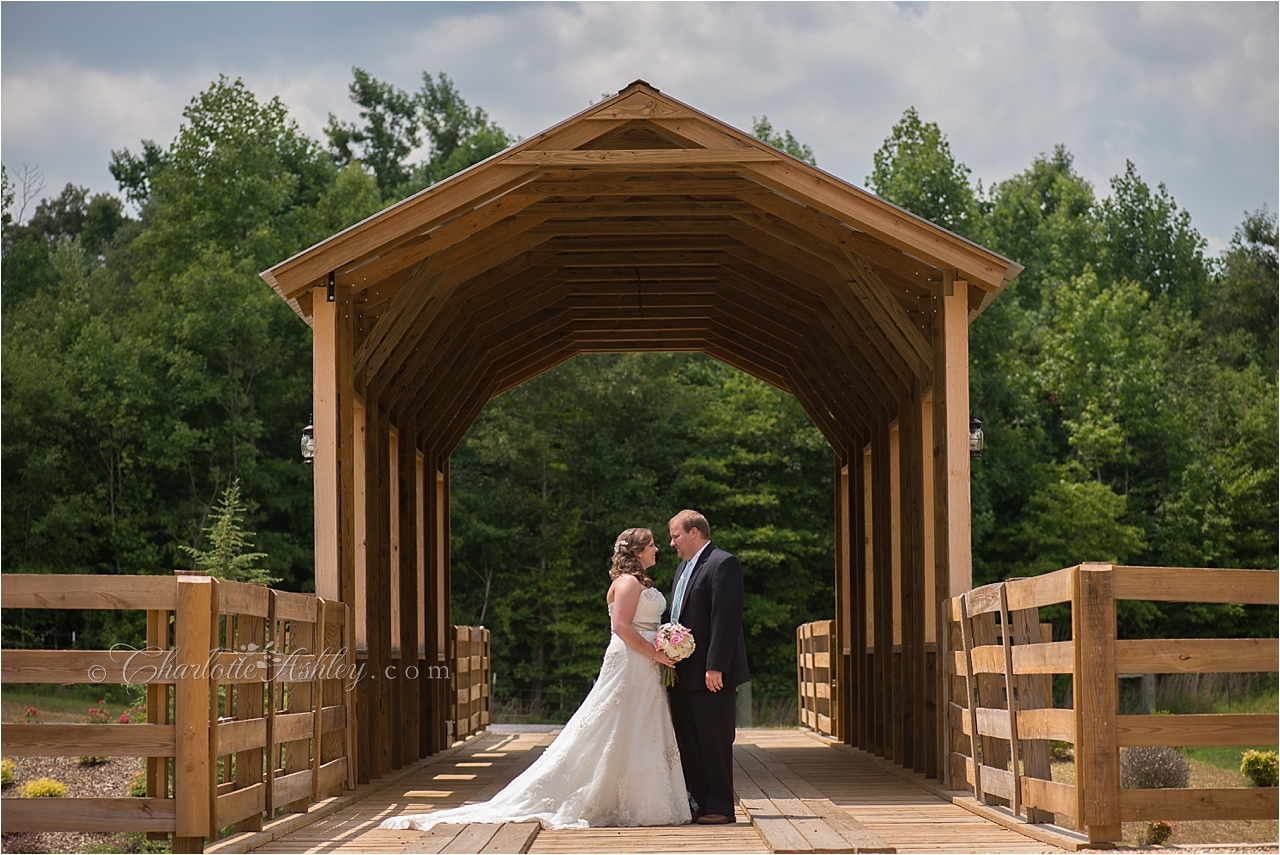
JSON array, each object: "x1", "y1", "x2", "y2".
[{"x1": 3, "y1": 2, "x2": 1276, "y2": 254}]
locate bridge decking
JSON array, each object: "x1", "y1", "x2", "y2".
[{"x1": 242, "y1": 729, "x2": 1064, "y2": 854}]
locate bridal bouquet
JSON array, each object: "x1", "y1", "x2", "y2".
[{"x1": 654, "y1": 622, "x2": 695, "y2": 687}]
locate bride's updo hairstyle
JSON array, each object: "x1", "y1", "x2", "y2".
[{"x1": 609, "y1": 527, "x2": 655, "y2": 588}]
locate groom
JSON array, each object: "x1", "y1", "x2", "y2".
[{"x1": 666, "y1": 509, "x2": 748, "y2": 825}]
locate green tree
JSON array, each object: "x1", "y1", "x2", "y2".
[
  {"x1": 1098, "y1": 160, "x2": 1209, "y2": 310},
  {"x1": 751, "y1": 116, "x2": 816, "y2": 165},
  {"x1": 325, "y1": 68, "x2": 421, "y2": 199},
  {"x1": 325, "y1": 69, "x2": 513, "y2": 203},
  {"x1": 867, "y1": 107, "x2": 979, "y2": 238},
  {"x1": 1203, "y1": 208, "x2": 1278, "y2": 367}
]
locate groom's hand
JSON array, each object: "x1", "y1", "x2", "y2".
[{"x1": 705, "y1": 670, "x2": 723, "y2": 692}]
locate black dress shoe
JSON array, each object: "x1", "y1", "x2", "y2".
[{"x1": 696, "y1": 813, "x2": 732, "y2": 824}]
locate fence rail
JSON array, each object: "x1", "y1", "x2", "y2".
[
  {"x1": 942, "y1": 563, "x2": 1279, "y2": 844},
  {"x1": 1, "y1": 572, "x2": 354, "y2": 853},
  {"x1": 797, "y1": 620, "x2": 837, "y2": 737}
]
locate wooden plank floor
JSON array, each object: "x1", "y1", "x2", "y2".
[
  {"x1": 251, "y1": 728, "x2": 1063, "y2": 854},
  {"x1": 748, "y1": 730, "x2": 1062, "y2": 854}
]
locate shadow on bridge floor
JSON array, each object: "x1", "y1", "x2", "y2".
[{"x1": 236, "y1": 729, "x2": 1064, "y2": 854}]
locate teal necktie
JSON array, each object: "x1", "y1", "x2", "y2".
[{"x1": 671, "y1": 562, "x2": 691, "y2": 623}]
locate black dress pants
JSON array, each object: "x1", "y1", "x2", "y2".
[{"x1": 668, "y1": 685, "x2": 736, "y2": 817}]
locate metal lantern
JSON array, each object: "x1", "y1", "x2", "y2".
[
  {"x1": 301, "y1": 422, "x2": 316, "y2": 464},
  {"x1": 969, "y1": 416, "x2": 984, "y2": 458}
]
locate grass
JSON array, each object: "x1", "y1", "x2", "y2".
[{"x1": 2, "y1": 684, "x2": 145, "y2": 723}]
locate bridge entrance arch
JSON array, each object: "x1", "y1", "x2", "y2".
[{"x1": 262, "y1": 81, "x2": 1022, "y2": 785}]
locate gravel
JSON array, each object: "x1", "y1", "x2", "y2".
[{"x1": 1, "y1": 755, "x2": 142, "y2": 854}]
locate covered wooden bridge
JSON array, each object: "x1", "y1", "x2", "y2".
[
  {"x1": 4, "y1": 82, "x2": 1275, "y2": 855},
  {"x1": 262, "y1": 79, "x2": 1019, "y2": 788}
]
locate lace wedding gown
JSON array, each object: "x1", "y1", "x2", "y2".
[{"x1": 382, "y1": 586, "x2": 691, "y2": 830}]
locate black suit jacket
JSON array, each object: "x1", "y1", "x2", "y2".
[{"x1": 668, "y1": 543, "x2": 749, "y2": 690}]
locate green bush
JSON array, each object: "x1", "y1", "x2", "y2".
[
  {"x1": 1120, "y1": 746, "x2": 1190, "y2": 789},
  {"x1": 1, "y1": 758, "x2": 14, "y2": 785},
  {"x1": 1143, "y1": 820, "x2": 1173, "y2": 845},
  {"x1": 23, "y1": 777, "x2": 68, "y2": 797},
  {"x1": 1241, "y1": 749, "x2": 1279, "y2": 787}
]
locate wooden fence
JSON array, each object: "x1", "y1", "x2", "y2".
[
  {"x1": 943, "y1": 563, "x2": 1279, "y2": 844},
  {"x1": 452, "y1": 625, "x2": 491, "y2": 742},
  {"x1": 1, "y1": 572, "x2": 354, "y2": 853},
  {"x1": 798, "y1": 620, "x2": 837, "y2": 737}
]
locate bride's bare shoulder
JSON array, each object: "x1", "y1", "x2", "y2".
[{"x1": 606, "y1": 573, "x2": 643, "y2": 603}]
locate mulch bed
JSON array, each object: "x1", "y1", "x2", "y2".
[{"x1": 1, "y1": 755, "x2": 142, "y2": 854}]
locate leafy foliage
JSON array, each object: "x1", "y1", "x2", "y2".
[
  {"x1": 751, "y1": 116, "x2": 817, "y2": 165},
  {"x1": 22, "y1": 777, "x2": 68, "y2": 798},
  {"x1": 326, "y1": 69, "x2": 513, "y2": 201},
  {"x1": 867, "y1": 107, "x2": 978, "y2": 238},
  {"x1": 1, "y1": 758, "x2": 13, "y2": 786},
  {"x1": 180, "y1": 478, "x2": 276, "y2": 584},
  {"x1": 1241, "y1": 749, "x2": 1279, "y2": 787}
]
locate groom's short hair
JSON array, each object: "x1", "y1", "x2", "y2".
[{"x1": 671, "y1": 509, "x2": 710, "y2": 540}]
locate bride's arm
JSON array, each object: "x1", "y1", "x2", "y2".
[{"x1": 610, "y1": 576, "x2": 675, "y2": 666}]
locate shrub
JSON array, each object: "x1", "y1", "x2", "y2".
[
  {"x1": 23, "y1": 777, "x2": 68, "y2": 798},
  {"x1": 1120, "y1": 746, "x2": 1190, "y2": 789},
  {"x1": 1, "y1": 758, "x2": 14, "y2": 785},
  {"x1": 1241, "y1": 749, "x2": 1279, "y2": 787},
  {"x1": 1048, "y1": 740, "x2": 1073, "y2": 761},
  {"x1": 77, "y1": 700, "x2": 113, "y2": 765},
  {"x1": 1143, "y1": 820, "x2": 1173, "y2": 845},
  {"x1": 128, "y1": 768, "x2": 148, "y2": 798}
]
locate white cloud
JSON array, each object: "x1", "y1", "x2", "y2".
[{"x1": 2, "y1": 2, "x2": 1274, "y2": 249}]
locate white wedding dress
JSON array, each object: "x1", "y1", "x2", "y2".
[{"x1": 382, "y1": 586, "x2": 691, "y2": 830}]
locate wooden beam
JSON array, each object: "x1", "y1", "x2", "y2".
[
  {"x1": 263, "y1": 115, "x2": 638, "y2": 298},
  {"x1": 504, "y1": 148, "x2": 780, "y2": 166}
]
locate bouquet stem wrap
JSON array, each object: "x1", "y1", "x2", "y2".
[{"x1": 654, "y1": 622, "x2": 695, "y2": 687}]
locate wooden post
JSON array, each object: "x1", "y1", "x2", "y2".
[
  {"x1": 920, "y1": 391, "x2": 938, "y2": 779},
  {"x1": 398, "y1": 419, "x2": 421, "y2": 765},
  {"x1": 932, "y1": 271, "x2": 972, "y2": 779},
  {"x1": 388, "y1": 427, "x2": 403, "y2": 771},
  {"x1": 282, "y1": 597, "x2": 314, "y2": 813},
  {"x1": 1011, "y1": 607, "x2": 1055, "y2": 823},
  {"x1": 313, "y1": 282, "x2": 341, "y2": 602},
  {"x1": 375, "y1": 406, "x2": 394, "y2": 776},
  {"x1": 173, "y1": 573, "x2": 212, "y2": 852},
  {"x1": 998, "y1": 586, "x2": 1021, "y2": 816},
  {"x1": 837, "y1": 457, "x2": 854, "y2": 744},
  {"x1": 858, "y1": 445, "x2": 873, "y2": 753},
  {"x1": 1074, "y1": 564, "x2": 1121, "y2": 843},
  {"x1": 871, "y1": 424, "x2": 893, "y2": 759},
  {"x1": 900, "y1": 380, "x2": 926, "y2": 773},
  {"x1": 970, "y1": 604, "x2": 1011, "y2": 807},
  {"x1": 957, "y1": 592, "x2": 983, "y2": 801},
  {"x1": 888, "y1": 424, "x2": 904, "y2": 765},
  {"x1": 146, "y1": 607, "x2": 172, "y2": 842},
  {"x1": 234, "y1": 608, "x2": 265, "y2": 832},
  {"x1": 437, "y1": 463, "x2": 452, "y2": 749}
]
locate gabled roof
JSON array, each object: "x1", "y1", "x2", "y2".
[{"x1": 262, "y1": 82, "x2": 1022, "y2": 455}]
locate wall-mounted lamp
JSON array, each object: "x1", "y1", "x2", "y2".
[
  {"x1": 301, "y1": 420, "x2": 316, "y2": 464},
  {"x1": 969, "y1": 417, "x2": 984, "y2": 458}
]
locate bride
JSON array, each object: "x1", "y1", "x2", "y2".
[{"x1": 381, "y1": 527, "x2": 692, "y2": 830}]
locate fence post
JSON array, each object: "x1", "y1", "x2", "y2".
[
  {"x1": 1073, "y1": 563, "x2": 1120, "y2": 843},
  {"x1": 173, "y1": 573, "x2": 213, "y2": 853}
]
